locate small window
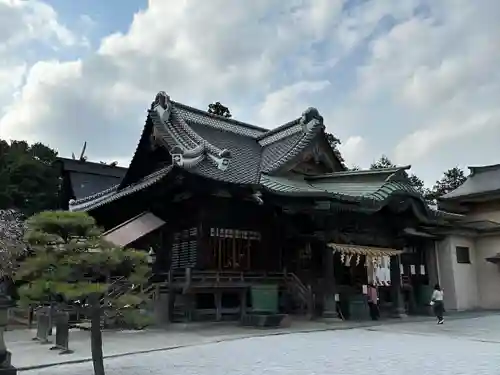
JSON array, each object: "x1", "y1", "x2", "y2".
[{"x1": 456, "y1": 246, "x2": 471, "y2": 264}]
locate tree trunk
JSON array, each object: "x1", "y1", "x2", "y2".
[{"x1": 89, "y1": 295, "x2": 105, "y2": 375}]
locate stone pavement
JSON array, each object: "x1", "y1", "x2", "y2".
[
  {"x1": 7, "y1": 311, "x2": 498, "y2": 371},
  {"x1": 7, "y1": 319, "x2": 350, "y2": 370},
  {"x1": 24, "y1": 315, "x2": 500, "y2": 375},
  {"x1": 368, "y1": 314, "x2": 500, "y2": 343}
]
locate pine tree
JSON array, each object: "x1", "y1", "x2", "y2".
[
  {"x1": 431, "y1": 167, "x2": 467, "y2": 199},
  {"x1": 370, "y1": 155, "x2": 395, "y2": 169},
  {"x1": 208, "y1": 102, "x2": 232, "y2": 118},
  {"x1": 15, "y1": 211, "x2": 151, "y2": 375},
  {"x1": 325, "y1": 133, "x2": 346, "y2": 166},
  {"x1": 370, "y1": 155, "x2": 433, "y2": 203}
]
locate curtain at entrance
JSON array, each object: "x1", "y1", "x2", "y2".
[{"x1": 327, "y1": 243, "x2": 402, "y2": 287}]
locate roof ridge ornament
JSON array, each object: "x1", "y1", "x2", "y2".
[
  {"x1": 150, "y1": 92, "x2": 232, "y2": 172},
  {"x1": 153, "y1": 91, "x2": 171, "y2": 110},
  {"x1": 300, "y1": 107, "x2": 325, "y2": 132},
  {"x1": 152, "y1": 91, "x2": 173, "y2": 124}
]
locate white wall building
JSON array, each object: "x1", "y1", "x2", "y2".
[{"x1": 433, "y1": 164, "x2": 500, "y2": 311}]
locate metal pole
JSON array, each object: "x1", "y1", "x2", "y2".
[{"x1": 434, "y1": 240, "x2": 441, "y2": 285}]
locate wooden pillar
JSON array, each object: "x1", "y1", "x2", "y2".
[
  {"x1": 240, "y1": 289, "x2": 247, "y2": 319},
  {"x1": 167, "y1": 289, "x2": 175, "y2": 322},
  {"x1": 323, "y1": 244, "x2": 338, "y2": 318},
  {"x1": 215, "y1": 292, "x2": 222, "y2": 321},
  {"x1": 390, "y1": 255, "x2": 407, "y2": 318}
]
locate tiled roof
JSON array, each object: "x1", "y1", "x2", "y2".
[
  {"x1": 114, "y1": 92, "x2": 331, "y2": 190},
  {"x1": 260, "y1": 132, "x2": 303, "y2": 173},
  {"x1": 55, "y1": 157, "x2": 127, "y2": 178},
  {"x1": 69, "y1": 165, "x2": 173, "y2": 212},
  {"x1": 69, "y1": 172, "x2": 124, "y2": 200},
  {"x1": 188, "y1": 122, "x2": 262, "y2": 184},
  {"x1": 441, "y1": 164, "x2": 500, "y2": 200},
  {"x1": 55, "y1": 157, "x2": 127, "y2": 201},
  {"x1": 260, "y1": 171, "x2": 422, "y2": 204},
  {"x1": 174, "y1": 101, "x2": 266, "y2": 138},
  {"x1": 307, "y1": 166, "x2": 410, "y2": 181},
  {"x1": 257, "y1": 119, "x2": 301, "y2": 145},
  {"x1": 68, "y1": 92, "x2": 438, "y2": 222}
]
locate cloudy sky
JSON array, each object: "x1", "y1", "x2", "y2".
[{"x1": 0, "y1": 0, "x2": 498, "y2": 186}]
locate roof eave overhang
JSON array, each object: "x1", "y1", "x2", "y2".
[
  {"x1": 439, "y1": 189, "x2": 500, "y2": 203},
  {"x1": 69, "y1": 165, "x2": 176, "y2": 212}
]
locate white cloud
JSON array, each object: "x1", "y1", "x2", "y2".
[
  {"x1": 0, "y1": 63, "x2": 26, "y2": 99},
  {"x1": 0, "y1": 0, "x2": 80, "y2": 49},
  {"x1": 0, "y1": 0, "x2": 348, "y2": 162},
  {"x1": 258, "y1": 81, "x2": 331, "y2": 126},
  {"x1": 0, "y1": 0, "x2": 499, "y2": 181},
  {"x1": 0, "y1": 0, "x2": 85, "y2": 118},
  {"x1": 339, "y1": 136, "x2": 366, "y2": 168},
  {"x1": 356, "y1": 0, "x2": 500, "y2": 166}
]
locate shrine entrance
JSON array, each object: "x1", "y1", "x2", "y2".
[{"x1": 208, "y1": 228, "x2": 261, "y2": 271}]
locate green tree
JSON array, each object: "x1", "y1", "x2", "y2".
[
  {"x1": 370, "y1": 155, "x2": 433, "y2": 201},
  {"x1": 325, "y1": 132, "x2": 346, "y2": 166},
  {"x1": 208, "y1": 102, "x2": 232, "y2": 118},
  {"x1": 370, "y1": 155, "x2": 395, "y2": 169},
  {"x1": 16, "y1": 211, "x2": 150, "y2": 375},
  {"x1": 0, "y1": 140, "x2": 60, "y2": 215},
  {"x1": 430, "y1": 167, "x2": 467, "y2": 200},
  {"x1": 407, "y1": 174, "x2": 427, "y2": 197}
]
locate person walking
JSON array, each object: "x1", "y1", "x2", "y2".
[
  {"x1": 430, "y1": 284, "x2": 444, "y2": 324},
  {"x1": 367, "y1": 283, "x2": 379, "y2": 320}
]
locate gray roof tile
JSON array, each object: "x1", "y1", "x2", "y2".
[
  {"x1": 56, "y1": 158, "x2": 127, "y2": 178},
  {"x1": 257, "y1": 120, "x2": 301, "y2": 145},
  {"x1": 441, "y1": 164, "x2": 500, "y2": 199},
  {"x1": 70, "y1": 165, "x2": 173, "y2": 212},
  {"x1": 261, "y1": 132, "x2": 303, "y2": 172},
  {"x1": 69, "y1": 172, "x2": 123, "y2": 200},
  {"x1": 55, "y1": 157, "x2": 127, "y2": 202},
  {"x1": 69, "y1": 92, "x2": 436, "y2": 220},
  {"x1": 173, "y1": 101, "x2": 266, "y2": 138},
  {"x1": 188, "y1": 121, "x2": 262, "y2": 184}
]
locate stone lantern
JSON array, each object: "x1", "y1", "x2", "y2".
[
  {"x1": 147, "y1": 248, "x2": 156, "y2": 266},
  {"x1": 0, "y1": 293, "x2": 16, "y2": 374}
]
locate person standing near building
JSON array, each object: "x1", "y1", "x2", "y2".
[
  {"x1": 430, "y1": 284, "x2": 444, "y2": 324},
  {"x1": 367, "y1": 283, "x2": 379, "y2": 320}
]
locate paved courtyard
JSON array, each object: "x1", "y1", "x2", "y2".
[{"x1": 21, "y1": 315, "x2": 500, "y2": 374}]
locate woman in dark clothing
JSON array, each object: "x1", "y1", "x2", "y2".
[{"x1": 430, "y1": 283, "x2": 444, "y2": 324}]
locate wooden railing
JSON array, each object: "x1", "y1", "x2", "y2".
[
  {"x1": 184, "y1": 270, "x2": 285, "y2": 283},
  {"x1": 10, "y1": 270, "x2": 315, "y2": 327},
  {"x1": 169, "y1": 269, "x2": 313, "y2": 316}
]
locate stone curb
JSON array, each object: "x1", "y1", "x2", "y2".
[{"x1": 16, "y1": 313, "x2": 494, "y2": 372}]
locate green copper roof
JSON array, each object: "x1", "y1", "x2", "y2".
[{"x1": 260, "y1": 171, "x2": 421, "y2": 203}]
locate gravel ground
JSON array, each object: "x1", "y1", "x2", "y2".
[{"x1": 24, "y1": 319, "x2": 500, "y2": 375}]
